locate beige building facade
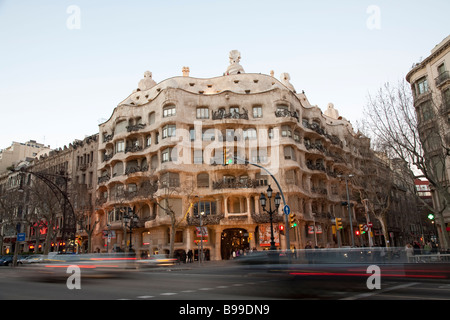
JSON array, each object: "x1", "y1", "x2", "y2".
[
  {"x1": 406, "y1": 35, "x2": 450, "y2": 244},
  {"x1": 95, "y1": 51, "x2": 404, "y2": 259},
  {"x1": 0, "y1": 140, "x2": 50, "y2": 174}
]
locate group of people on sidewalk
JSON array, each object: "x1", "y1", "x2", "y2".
[
  {"x1": 174, "y1": 249, "x2": 211, "y2": 263},
  {"x1": 405, "y1": 241, "x2": 439, "y2": 262}
]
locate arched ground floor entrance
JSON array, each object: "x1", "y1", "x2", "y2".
[{"x1": 221, "y1": 228, "x2": 250, "y2": 260}]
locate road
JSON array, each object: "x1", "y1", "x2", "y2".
[{"x1": 1, "y1": 260, "x2": 450, "y2": 301}]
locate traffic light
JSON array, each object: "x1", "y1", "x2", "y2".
[
  {"x1": 428, "y1": 213, "x2": 435, "y2": 220},
  {"x1": 335, "y1": 218, "x2": 343, "y2": 230},
  {"x1": 289, "y1": 213, "x2": 297, "y2": 228},
  {"x1": 279, "y1": 224, "x2": 285, "y2": 235},
  {"x1": 224, "y1": 147, "x2": 234, "y2": 165},
  {"x1": 359, "y1": 224, "x2": 366, "y2": 235},
  {"x1": 355, "y1": 230, "x2": 360, "y2": 236}
]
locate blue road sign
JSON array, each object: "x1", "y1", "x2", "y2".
[
  {"x1": 17, "y1": 233, "x2": 26, "y2": 242},
  {"x1": 283, "y1": 205, "x2": 290, "y2": 215}
]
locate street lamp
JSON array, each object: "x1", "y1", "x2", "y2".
[
  {"x1": 123, "y1": 207, "x2": 139, "y2": 253},
  {"x1": 193, "y1": 195, "x2": 208, "y2": 264},
  {"x1": 338, "y1": 174, "x2": 355, "y2": 247},
  {"x1": 259, "y1": 185, "x2": 281, "y2": 251}
]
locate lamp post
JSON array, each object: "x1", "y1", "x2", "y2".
[
  {"x1": 123, "y1": 207, "x2": 139, "y2": 253},
  {"x1": 259, "y1": 185, "x2": 281, "y2": 251},
  {"x1": 193, "y1": 195, "x2": 207, "y2": 264},
  {"x1": 338, "y1": 174, "x2": 355, "y2": 247}
]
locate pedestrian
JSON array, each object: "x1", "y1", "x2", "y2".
[
  {"x1": 405, "y1": 243, "x2": 414, "y2": 262},
  {"x1": 413, "y1": 241, "x2": 421, "y2": 256},
  {"x1": 187, "y1": 249, "x2": 193, "y2": 263},
  {"x1": 424, "y1": 242, "x2": 431, "y2": 255}
]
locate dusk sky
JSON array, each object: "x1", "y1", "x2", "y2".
[{"x1": 1, "y1": 0, "x2": 449, "y2": 150}]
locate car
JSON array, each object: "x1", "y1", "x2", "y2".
[
  {"x1": 137, "y1": 254, "x2": 177, "y2": 268},
  {"x1": 0, "y1": 256, "x2": 14, "y2": 266},
  {"x1": 21, "y1": 254, "x2": 45, "y2": 264}
]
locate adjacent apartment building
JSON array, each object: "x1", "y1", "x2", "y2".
[{"x1": 406, "y1": 35, "x2": 450, "y2": 246}]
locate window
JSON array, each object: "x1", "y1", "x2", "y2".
[
  {"x1": 197, "y1": 173, "x2": 209, "y2": 188},
  {"x1": 294, "y1": 131, "x2": 300, "y2": 142},
  {"x1": 420, "y1": 100, "x2": 434, "y2": 122},
  {"x1": 251, "y1": 148, "x2": 268, "y2": 164},
  {"x1": 284, "y1": 146, "x2": 296, "y2": 160},
  {"x1": 113, "y1": 162, "x2": 124, "y2": 177},
  {"x1": 285, "y1": 169, "x2": 297, "y2": 185},
  {"x1": 162, "y1": 124, "x2": 176, "y2": 139},
  {"x1": 281, "y1": 125, "x2": 292, "y2": 138},
  {"x1": 202, "y1": 128, "x2": 215, "y2": 141},
  {"x1": 161, "y1": 147, "x2": 177, "y2": 163},
  {"x1": 189, "y1": 128, "x2": 195, "y2": 141},
  {"x1": 256, "y1": 172, "x2": 268, "y2": 186},
  {"x1": 244, "y1": 128, "x2": 257, "y2": 140},
  {"x1": 277, "y1": 104, "x2": 288, "y2": 112},
  {"x1": 145, "y1": 135, "x2": 151, "y2": 147},
  {"x1": 193, "y1": 201, "x2": 216, "y2": 216},
  {"x1": 115, "y1": 140, "x2": 125, "y2": 153},
  {"x1": 160, "y1": 172, "x2": 180, "y2": 188},
  {"x1": 443, "y1": 88, "x2": 450, "y2": 109},
  {"x1": 197, "y1": 107, "x2": 209, "y2": 119},
  {"x1": 438, "y1": 63, "x2": 446, "y2": 75},
  {"x1": 163, "y1": 105, "x2": 176, "y2": 117},
  {"x1": 194, "y1": 149, "x2": 203, "y2": 164},
  {"x1": 230, "y1": 106, "x2": 239, "y2": 115},
  {"x1": 128, "y1": 183, "x2": 137, "y2": 193},
  {"x1": 252, "y1": 106, "x2": 262, "y2": 118},
  {"x1": 416, "y1": 77, "x2": 429, "y2": 96}
]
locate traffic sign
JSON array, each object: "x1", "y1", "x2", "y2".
[
  {"x1": 17, "y1": 233, "x2": 26, "y2": 242},
  {"x1": 283, "y1": 205, "x2": 290, "y2": 215}
]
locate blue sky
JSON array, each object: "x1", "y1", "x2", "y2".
[{"x1": 0, "y1": 0, "x2": 449, "y2": 150}]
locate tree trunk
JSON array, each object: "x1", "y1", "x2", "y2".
[{"x1": 378, "y1": 214, "x2": 390, "y2": 248}]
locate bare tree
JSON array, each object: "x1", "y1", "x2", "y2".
[
  {"x1": 71, "y1": 182, "x2": 98, "y2": 253},
  {"x1": 353, "y1": 153, "x2": 394, "y2": 247},
  {"x1": 363, "y1": 80, "x2": 450, "y2": 249},
  {"x1": 141, "y1": 173, "x2": 196, "y2": 258},
  {"x1": 26, "y1": 177, "x2": 62, "y2": 254}
]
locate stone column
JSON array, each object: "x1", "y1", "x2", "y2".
[{"x1": 214, "y1": 226, "x2": 222, "y2": 260}]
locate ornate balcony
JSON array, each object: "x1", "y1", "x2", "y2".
[
  {"x1": 212, "y1": 109, "x2": 249, "y2": 120},
  {"x1": 126, "y1": 123, "x2": 146, "y2": 132},
  {"x1": 212, "y1": 179, "x2": 261, "y2": 189},
  {"x1": 435, "y1": 71, "x2": 450, "y2": 87},
  {"x1": 275, "y1": 109, "x2": 299, "y2": 121}
]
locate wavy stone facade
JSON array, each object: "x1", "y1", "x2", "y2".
[{"x1": 95, "y1": 52, "x2": 378, "y2": 259}]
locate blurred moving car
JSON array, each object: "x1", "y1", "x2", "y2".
[
  {"x1": 20, "y1": 255, "x2": 45, "y2": 264},
  {"x1": 21, "y1": 253, "x2": 139, "y2": 282},
  {"x1": 0, "y1": 256, "x2": 14, "y2": 266},
  {"x1": 136, "y1": 254, "x2": 177, "y2": 268}
]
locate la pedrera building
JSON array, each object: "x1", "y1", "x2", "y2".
[{"x1": 94, "y1": 50, "x2": 421, "y2": 260}]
